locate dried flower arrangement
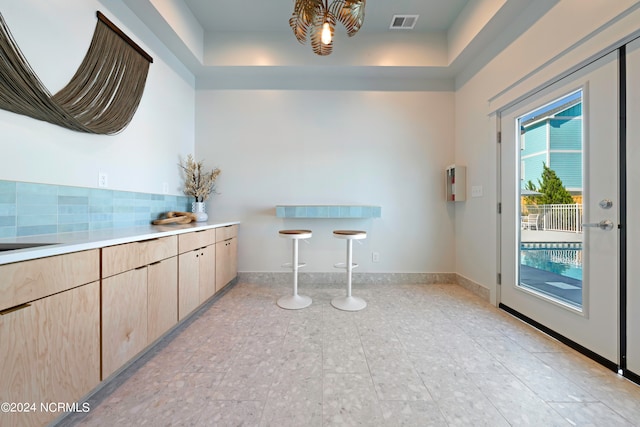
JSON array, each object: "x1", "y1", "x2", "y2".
[{"x1": 179, "y1": 154, "x2": 221, "y2": 202}]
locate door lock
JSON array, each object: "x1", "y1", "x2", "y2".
[
  {"x1": 599, "y1": 199, "x2": 613, "y2": 209},
  {"x1": 582, "y1": 219, "x2": 614, "y2": 230}
]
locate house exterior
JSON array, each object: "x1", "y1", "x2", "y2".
[{"x1": 521, "y1": 97, "x2": 583, "y2": 194}]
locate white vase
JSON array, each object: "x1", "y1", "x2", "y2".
[{"x1": 192, "y1": 202, "x2": 208, "y2": 222}]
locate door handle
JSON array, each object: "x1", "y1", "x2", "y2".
[{"x1": 582, "y1": 219, "x2": 614, "y2": 230}]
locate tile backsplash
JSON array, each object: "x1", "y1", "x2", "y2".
[{"x1": 0, "y1": 180, "x2": 190, "y2": 238}]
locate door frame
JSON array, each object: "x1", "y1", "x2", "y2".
[{"x1": 622, "y1": 37, "x2": 640, "y2": 384}]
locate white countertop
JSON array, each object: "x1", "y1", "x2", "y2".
[{"x1": 0, "y1": 220, "x2": 240, "y2": 265}]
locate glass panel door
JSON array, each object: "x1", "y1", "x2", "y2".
[{"x1": 499, "y1": 51, "x2": 619, "y2": 365}]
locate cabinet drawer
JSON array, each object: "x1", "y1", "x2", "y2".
[
  {"x1": 0, "y1": 249, "x2": 99, "y2": 312},
  {"x1": 178, "y1": 229, "x2": 215, "y2": 253},
  {"x1": 102, "y1": 235, "x2": 177, "y2": 278},
  {"x1": 215, "y1": 225, "x2": 238, "y2": 242}
]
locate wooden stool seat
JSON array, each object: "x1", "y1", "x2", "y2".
[
  {"x1": 279, "y1": 229, "x2": 312, "y2": 238},
  {"x1": 333, "y1": 230, "x2": 366, "y2": 239}
]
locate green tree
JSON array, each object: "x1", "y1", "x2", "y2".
[
  {"x1": 523, "y1": 179, "x2": 540, "y2": 206},
  {"x1": 535, "y1": 163, "x2": 574, "y2": 204}
]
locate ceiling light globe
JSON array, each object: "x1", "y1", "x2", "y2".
[{"x1": 321, "y1": 22, "x2": 332, "y2": 45}]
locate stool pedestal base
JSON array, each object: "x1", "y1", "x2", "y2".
[
  {"x1": 277, "y1": 294, "x2": 312, "y2": 310},
  {"x1": 277, "y1": 229, "x2": 312, "y2": 310},
  {"x1": 331, "y1": 296, "x2": 367, "y2": 312}
]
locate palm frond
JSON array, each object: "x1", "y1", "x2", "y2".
[
  {"x1": 290, "y1": 0, "x2": 365, "y2": 54},
  {"x1": 290, "y1": 0, "x2": 324, "y2": 43},
  {"x1": 331, "y1": 0, "x2": 366, "y2": 37}
]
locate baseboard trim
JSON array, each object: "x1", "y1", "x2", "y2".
[{"x1": 455, "y1": 273, "x2": 491, "y2": 302}]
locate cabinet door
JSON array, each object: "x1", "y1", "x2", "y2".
[
  {"x1": 102, "y1": 268, "x2": 148, "y2": 379},
  {"x1": 148, "y1": 257, "x2": 178, "y2": 343},
  {"x1": 46, "y1": 281, "x2": 101, "y2": 409},
  {"x1": 178, "y1": 250, "x2": 200, "y2": 320},
  {"x1": 228, "y1": 237, "x2": 238, "y2": 285},
  {"x1": 199, "y1": 245, "x2": 216, "y2": 303},
  {"x1": 0, "y1": 300, "x2": 43, "y2": 427},
  {"x1": 0, "y1": 281, "x2": 100, "y2": 427},
  {"x1": 215, "y1": 237, "x2": 238, "y2": 292}
]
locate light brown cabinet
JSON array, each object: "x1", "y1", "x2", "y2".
[
  {"x1": 148, "y1": 258, "x2": 179, "y2": 343},
  {"x1": 199, "y1": 245, "x2": 216, "y2": 303},
  {"x1": 215, "y1": 225, "x2": 238, "y2": 292},
  {"x1": 0, "y1": 251, "x2": 100, "y2": 427},
  {"x1": 0, "y1": 249, "x2": 99, "y2": 312},
  {"x1": 101, "y1": 268, "x2": 148, "y2": 378},
  {"x1": 178, "y1": 249, "x2": 200, "y2": 320},
  {"x1": 101, "y1": 236, "x2": 177, "y2": 378},
  {"x1": 178, "y1": 229, "x2": 216, "y2": 320},
  {"x1": 0, "y1": 223, "x2": 238, "y2": 427}
]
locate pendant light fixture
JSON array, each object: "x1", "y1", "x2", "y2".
[{"x1": 289, "y1": 0, "x2": 366, "y2": 56}]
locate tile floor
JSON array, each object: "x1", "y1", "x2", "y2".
[{"x1": 60, "y1": 281, "x2": 640, "y2": 426}]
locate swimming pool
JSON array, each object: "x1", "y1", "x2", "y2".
[
  {"x1": 520, "y1": 245, "x2": 583, "y2": 281},
  {"x1": 520, "y1": 244, "x2": 583, "y2": 307}
]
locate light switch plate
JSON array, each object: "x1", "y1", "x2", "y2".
[{"x1": 471, "y1": 185, "x2": 483, "y2": 197}]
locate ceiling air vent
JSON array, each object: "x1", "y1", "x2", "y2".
[{"x1": 390, "y1": 15, "x2": 419, "y2": 30}]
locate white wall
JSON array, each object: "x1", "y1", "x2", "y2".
[
  {"x1": 8, "y1": 0, "x2": 638, "y2": 292},
  {"x1": 0, "y1": 0, "x2": 195, "y2": 195},
  {"x1": 196, "y1": 90, "x2": 456, "y2": 274},
  {"x1": 455, "y1": 0, "x2": 640, "y2": 303}
]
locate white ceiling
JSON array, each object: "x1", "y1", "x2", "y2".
[{"x1": 120, "y1": 0, "x2": 559, "y2": 90}]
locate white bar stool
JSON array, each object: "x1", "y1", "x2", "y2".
[
  {"x1": 331, "y1": 230, "x2": 367, "y2": 311},
  {"x1": 277, "y1": 229, "x2": 313, "y2": 310}
]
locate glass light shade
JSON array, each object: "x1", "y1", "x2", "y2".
[{"x1": 321, "y1": 22, "x2": 332, "y2": 45}]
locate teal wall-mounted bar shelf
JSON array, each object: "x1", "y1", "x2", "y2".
[{"x1": 276, "y1": 205, "x2": 381, "y2": 219}]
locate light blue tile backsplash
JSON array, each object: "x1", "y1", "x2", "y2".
[{"x1": 0, "y1": 180, "x2": 190, "y2": 238}]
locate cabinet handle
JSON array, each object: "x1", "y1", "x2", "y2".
[
  {"x1": 149, "y1": 261, "x2": 161, "y2": 266},
  {"x1": 138, "y1": 238, "x2": 159, "y2": 243},
  {"x1": 0, "y1": 303, "x2": 31, "y2": 316},
  {"x1": 135, "y1": 265, "x2": 147, "y2": 270}
]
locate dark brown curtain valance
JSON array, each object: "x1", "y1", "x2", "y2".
[{"x1": 0, "y1": 11, "x2": 153, "y2": 135}]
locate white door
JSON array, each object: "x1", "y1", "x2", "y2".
[
  {"x1": 626, "y1": 38, "x2": 640, "y2": 377},
  {"x1": 499, "y1": 51, "x2": 620, "y2": 365}
]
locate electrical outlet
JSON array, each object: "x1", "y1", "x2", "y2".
[
  {"x1": 162, "y1": 182, "x2": 169, "y2": 194},
  {"x1": 372, "y1": 251, "x2": 380, "y2": 263},
  {"x1": 98, "y1": 172, "x2": 108, "y2": 188},
  {"x1": 471, "y1": 185, "x2": 483, "y2": 197}
]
